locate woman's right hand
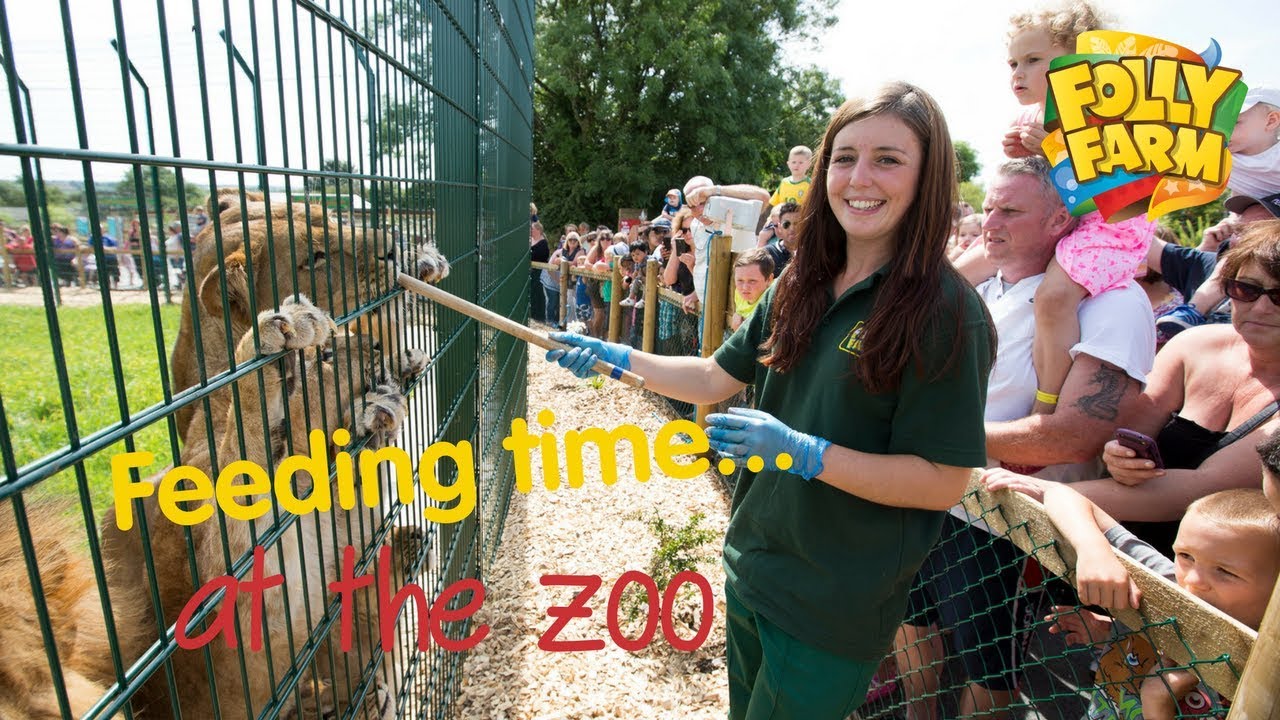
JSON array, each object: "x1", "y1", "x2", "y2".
[
  {"x1": 545, "y1": 332, "x2": 631, "y2": 378},
  {"x1": 1102, "y1": 440, "x2": 1165, "y2": 486}
]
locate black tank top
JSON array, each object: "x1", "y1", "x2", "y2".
[
  {"x1": 1127, "y1": 403, "x2": 1278, "y2": 555},
  {"x1": 670, "y1": 262, "x2": 694, "y2": 296}
]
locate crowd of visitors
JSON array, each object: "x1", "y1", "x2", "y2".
[
  {"x1": 1, "y1": 215, "x2": 192, "y2": 291},
  {"x1": 530, "y1": 1, "x2": 1280, "y2": 718}
]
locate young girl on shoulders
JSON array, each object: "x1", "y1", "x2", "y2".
[{"x1": 1002, "y1": 2, "x2": 1157, "y2": 414}]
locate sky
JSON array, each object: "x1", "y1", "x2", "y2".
[
  {"x1": 1, "y1": 0, "x2": 1277, "y2": 190},
  {"x1": 0, "y1": 0, "x2": 381, "y2": 186},
  {"x1": 796, "y1": 0, "x2": 1280, "y2": 188}
]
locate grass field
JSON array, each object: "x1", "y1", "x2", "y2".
[{"x1": 1, "y1": 303, "x2": 183, "y2": 514}]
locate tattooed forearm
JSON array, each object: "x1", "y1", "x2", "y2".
[{"x1": 1073, "y1": 365, "x2": 1125, "y2": 421}]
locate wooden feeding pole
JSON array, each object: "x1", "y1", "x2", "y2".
[{"x1": 397, "y1": 272, "x2": 645, "y2": 388}]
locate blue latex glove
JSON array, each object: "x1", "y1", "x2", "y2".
[
  {"x1": 544, "y1": 331, "x2": 632, "y2": 379},
  {"x1": 705, "y1": 407, "x2": 831, "y2": 480}
]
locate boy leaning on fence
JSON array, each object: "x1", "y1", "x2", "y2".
[{"x1": 984, "y1": 435, "x2": 1280, "y2": 720}]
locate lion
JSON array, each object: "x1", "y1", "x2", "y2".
[
  {"x1": 0, "y1": 189, "x2": 448, "y2": 719},
  {"x1": 100, "y1": 294, "x2": 421, "y2": 719},
  {"x1": 103, "y1": 188, "x2": 450, "y2": 712},
  {"x1": 0, "y1": 499, "x2": 134, "y2": 719},
  {"x1": 171, "y1": 189, "x2": 449, "y2": 447}
]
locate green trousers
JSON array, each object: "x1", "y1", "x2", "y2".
[{"x1": 725, "y1": 583, "x2": 878, "y2": 720}]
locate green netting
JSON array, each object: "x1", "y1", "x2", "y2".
[
  {"x1": 861, "y1": 485, "x2": 1245, "y2": 720},
  {"x1": 0, "y1": 0, "x2": 532, "y2": 716},
  {"x1": 651, "y1": 293, "x2": 702, "y2": 420}
]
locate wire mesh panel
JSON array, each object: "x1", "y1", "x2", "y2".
[
  {"x1": 651, "y1": 292, "x2": 701, "y2": 420},
  {"x1": 0, "y1": 0, "x2": 532, "y2": 717}
]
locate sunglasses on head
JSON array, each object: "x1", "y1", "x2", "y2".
[{"x1": 1224, "y1": 278, "x2": 1280, "y2": 304}]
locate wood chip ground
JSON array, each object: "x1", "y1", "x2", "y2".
[{"x1": 455, "y1": 340, "x2": 732, "y2": 719}]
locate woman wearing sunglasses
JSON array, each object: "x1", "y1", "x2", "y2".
[
  {"x1": 544, "y1": 83, "x2": 996, "y2": 717},
  {"x1": 988, "y1": 219, "x2": 1280, "y2": 558}
]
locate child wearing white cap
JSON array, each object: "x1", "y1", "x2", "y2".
[{"x1": 1228, "y1": 86, "x2": 1280, "y2": 198}]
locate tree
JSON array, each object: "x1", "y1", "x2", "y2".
[
  {"x1": 958, "y1": 181, "x2": 985, "y2": 213},
  {"x1": 114, "y1": 167, "x2": 207, "y2": 214},
  {"x1": 305, "y1": 159, "x2": 356, "y2": 197},
  {"x1": 954, "y1": 141, "x2": 980, "y2": 184},
  {"x1": 0, "y1": 179, "x2": 25, "y2": 206},
  {"x1": 534, "y1": 0, "x2": 839, "y2": 227},
  {"x1": 1160, "y1": 197, "x2": 1227, "y2": 247},
  {"x1": 760, "y1": 66, "x2": 845, "y2": 191}
]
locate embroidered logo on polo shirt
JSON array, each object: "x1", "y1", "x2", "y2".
[{"x1": 838, "y1": 321, "x2": 865, "y2": 357}]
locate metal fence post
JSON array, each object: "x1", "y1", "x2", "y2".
[{"x1": 109, "y1": 38, "x2": 170, "y2": 305}]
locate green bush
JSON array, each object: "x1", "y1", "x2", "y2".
[{"x1": 622, "y1": 511, "x2": 719, "y2": 622}]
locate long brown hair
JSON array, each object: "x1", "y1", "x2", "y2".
[{"x1": 761, "y1": 81, "x2": 992, "y2": 393}]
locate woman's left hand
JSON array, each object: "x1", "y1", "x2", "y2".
[
  {"x1": 1102, "y1": 440, "x2": 1165, "y2": 486},
  {"x1": 705, "y1": 408, "x2": 830, "y2": 480},
  {"x1": 981, "y1": 467, "x2": 1050, "y2": 502}
]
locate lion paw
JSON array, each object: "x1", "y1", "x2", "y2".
[
  {"x1": 359, "y1": 383, "x2": 406, "y2": 447},
  {"x1": 256, "y1": 295, "x2": 335, "y2": 355},
  {"x1": 391, "y1": 524, "x2": 425, "y2": 584},
  {"x1": 413, "y1": 243, "x2": 450, "y2": 284},
  {"x1": 398, "y1": 348, "x2": 428, "y2": 385},
  {"x1": 361, "y1": 681, "x2": 396, "y2": 720},
  {"x1": 283, "y1": 677, "x2": 338, "y2": 720},
  {"x1": 283, "y1": 677, "x2": 394, "y2": 720}
]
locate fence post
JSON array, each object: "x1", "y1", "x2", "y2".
[
  {"x1": 642, "y1": 257, "x2": 659, "y2": 353},
  {"x1": 607, "y1": 259, "x2": 624, "y2": 343},
  {"x1": 696, "y1": 232, "x2": 732, "y2": 427},
  {"x1": 76, "y1": 245, "x2": 86, "y2": 287},
  {"x1": 560, "y1": 259, "x2": 570, "y2": 327},
  {"x1": 1228, "y1": 574, "x2": 1280, "y2": 719}
]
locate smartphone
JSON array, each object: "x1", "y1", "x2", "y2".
[{"x1": 1113, "y1": 429, "x2": 1164, "y2": 469}]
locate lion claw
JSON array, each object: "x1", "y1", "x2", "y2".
[{"x1": 359, "y1": 383, "x2": 407, "y2": 447}]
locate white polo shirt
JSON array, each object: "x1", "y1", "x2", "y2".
[
  {"x1": 691, "y1": 218, "x2": 712, "y2": 302},
  {"x1": 977, "y1": 271, "x2": 1156, "y2": 483}
]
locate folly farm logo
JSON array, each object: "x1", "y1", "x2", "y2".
[{"x1": 1043, "y1": 31, "x2": 1247, "y2": 221}]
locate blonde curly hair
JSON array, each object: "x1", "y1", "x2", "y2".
[{"x1": 1008, "y1": 1, "x2": 1108, "y2": 50}]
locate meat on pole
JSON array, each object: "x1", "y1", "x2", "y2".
[{"x1": 397, "y1": 272, "x2": 646, "y2": 388}]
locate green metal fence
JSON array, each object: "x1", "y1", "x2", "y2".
[{"x1": 0, "y1": 0, "x2": 532, "y2": 716}]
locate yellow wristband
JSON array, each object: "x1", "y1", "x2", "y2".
[{"x1": 1035, "y1": 389, "x2": 1060, "y2": 406}]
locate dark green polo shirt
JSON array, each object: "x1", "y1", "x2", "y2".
[{"x1": 712, "y1": 265, "x2": 993, "y2": 661}]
